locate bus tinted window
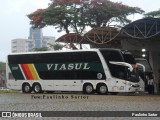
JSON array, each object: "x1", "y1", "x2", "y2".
[
  {"x1": 8, "y1": 51, "x2": 101, "y2": 64},
  {"x1": 100, "y1": 50, "x2": 127, "y2": 79},
  {"x1": 100, "y1": 50, "x2": 122, "y2": 62},
  {"x1": 122, "y1": 52, "x2": 136, "y2": 64}
]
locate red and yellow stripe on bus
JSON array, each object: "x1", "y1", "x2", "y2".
[{"x1": 20, "y1": 64, "x2": 39, "y2": 80}]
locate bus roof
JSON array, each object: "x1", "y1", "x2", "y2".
[{"x1": 8, "y1": 48, "x2": 123, "y2": 56}]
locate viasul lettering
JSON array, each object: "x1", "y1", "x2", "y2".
[{"x1": 46, "y1": 63, "x2": 90, "y2": 71}]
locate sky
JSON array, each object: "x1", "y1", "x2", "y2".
[{"x1": 0, "y1": 0, "x2": 160, "y2": 62}]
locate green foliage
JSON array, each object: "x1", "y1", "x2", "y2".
[
  {"x1": 0, "y1": 90, "x2": 18, "y2": 93},
  {"x1": 84, "y1": 1, "x2": 144, "y2": 27},
  {"x1": 28, "y1": 0, "x2": 144, "y2": 34},
  {"x1": 49, "y1": 43, "x2": 63, "y2": 51},
  {"x1": 0, "y1": 62, "x2": 5, "y2": 68},
  {"x1": 33, "y1": 47, "x2": 49, "y2": 51},
  {"x1": 144, "y1": 9, "x2": 160, "y2": 18}
]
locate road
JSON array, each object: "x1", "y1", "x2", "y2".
[{"x1": 0, "y1": 92, "x2": 160, "y2": 120}]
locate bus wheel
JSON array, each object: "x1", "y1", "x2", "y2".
[
  {"x1": 22, "y1": 83, "x2": 32, "y2": 93},
  {"x1": 33, "y1": 83, "x2": 42, "y2": 93},
  {"x1": 83, "y1": 84, "x2": 94, "y2": 94},
  {"x1": 97, "y1": 84, "x2": 108, "y2": 95}
]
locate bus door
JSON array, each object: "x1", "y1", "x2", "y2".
[
  {"x1": 136, "y1": 63, "x2": 145, "y2": 92},
  {"x1": 135, "y1": 58, "x2": 153, "y2": 92}
]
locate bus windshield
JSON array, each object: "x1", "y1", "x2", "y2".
[
  {"x1": 122, "y1": 51, "x2": 140, "y2": 82},
  {"x1": 127, "y1": 68, "x2": 140, "y2": 82},
  {"x1": 100, "y1": 49, "x2": 140, "y2": 82}
]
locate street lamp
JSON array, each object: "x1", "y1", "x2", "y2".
[
  {"x1": 141, "y1": 48, "x2": 146, "y2": 58},
  {"x1": 142, "y1": 48, "x2": 146, "y2": 52},
  {"x1": 142, "y1": 54, "x2": 146, "y2": 57}
]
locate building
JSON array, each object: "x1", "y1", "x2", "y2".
[
  {"x1": 11, "y1": 28, "x2": 56, "y2": 53},
  {"x1": 28, "y1": 27, "x2": 43, "y2": 48},
  {"x1": 11, "y1": 38, "x2": 33, "y2": 53}
]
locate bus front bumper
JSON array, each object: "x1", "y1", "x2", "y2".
[{"x1": 129, "y1": 84, "x2": 140, "y2": 92}]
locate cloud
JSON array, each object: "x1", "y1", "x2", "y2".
[
  {"x1": 0, "y1": 0, "x2": 50, "y2": 62},
  {"x1": 35, "y1": 0, "x2": 50, "y2": 8},
  {"x1": 2, "y1": 0, "x2": 27, "y2": 14},
  {"x1": 1, "y1": 0, "x2": 49, "y2": 15}
]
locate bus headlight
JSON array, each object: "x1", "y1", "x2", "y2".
[{"x1": 123, "y1": 82, "x2": 139, "y2": 88}]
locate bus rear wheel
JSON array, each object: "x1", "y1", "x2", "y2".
[
  {"x1": 97, "y1": 84, "x2": 108, "y2": 95},
  {"x1": 83, "y1": 84, "x2": 94, "y2": 94},
  {"x1": 22, "y1": 83, "x2": 32, "y2": 93},
  {"x1": 33, "y1": 83, "x2": 42, "y2": 93}
]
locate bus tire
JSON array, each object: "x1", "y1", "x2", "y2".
[
  {"x1": 97, "y1": 84, "x2": 108, "y2": 95},
  {"x1": 32, "y1": 83, "x2": 42, "y2": 93},
  {"x1": 83, "y1": 83, "x2": 94, "y2": 94},
  {"x1": 22, "y1": 83, "x2": 32, "y2": 93}
]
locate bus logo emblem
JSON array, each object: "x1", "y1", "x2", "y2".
[{"x1": 97, "y1": 73, "x2": 103, "y2": 79}]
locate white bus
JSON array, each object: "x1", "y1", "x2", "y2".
[{"x1": 6, "y1": 48, "x2": 142, "y2": 95}]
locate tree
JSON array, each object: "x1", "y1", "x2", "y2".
[
  {"x1": 33, "y1": 47, "x2": 49, "y2": 51},
  {"x1": 144, "y1": 9, "x2": 160, "y2": 18},
  {"x1": 84, "y1": 0, "x2": 144, "y2": 27},
  {"x1": 49, "y1": 43, "x2": 63, "y2": 51},
  {"x1": 28, "y1": 0, "x2": 144, "y2": 34},
  {"x1": 0, "y1": 62, "x2": 5, "y2": 67},
  {"x1": 0, "y1": 62, "x2": 5, "y2": 73}
]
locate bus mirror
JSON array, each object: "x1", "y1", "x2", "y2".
[
  {"x1": 109, "y1": 61, "x2": 133, "y2": 72},
  {"x1": 136, "y1": 63, "x2": 145, "y2": 72}
]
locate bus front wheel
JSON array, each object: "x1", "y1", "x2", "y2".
[
  {"x1": 33, "y1": 83, "x2": 42, "y2": 93},
  {"x1": 83, "y1": 84, "x2": 94, "y2": 94},
  {"x1": 22, "y1": 83, "x2": 32, "y2": 93}
]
